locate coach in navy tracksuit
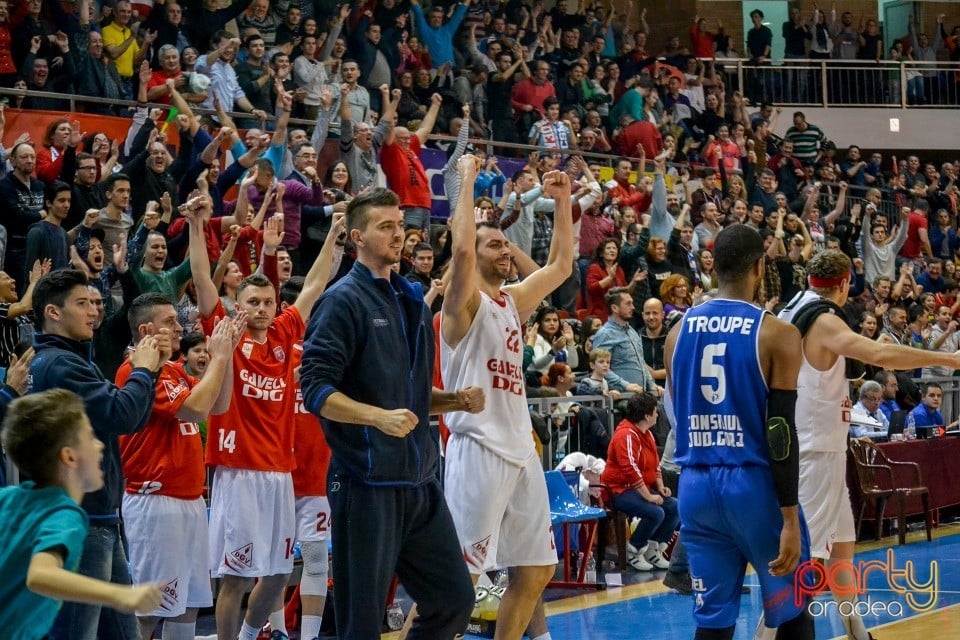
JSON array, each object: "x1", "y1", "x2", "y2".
[
  {"x1": 28, "y1": 270, "x2": 161, "y2": 640},
  {"x1": 301, "y1": 188, "x2": 474, "y2": 640}
]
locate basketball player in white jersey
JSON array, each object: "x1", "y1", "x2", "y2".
[
  {"x1": 778, "y1": 249, "x2": 960, "y2": 640},
  {"x1": 440, "y1": 155, "x2": 573, "y2": 640}
]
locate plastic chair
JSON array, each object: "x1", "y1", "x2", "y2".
[
  {"x1": 544, "y1": 470, "x2": 607, "y2": 589},
  {"x1": 849, "y1": 439, "x2": 932, "y2": 545}
]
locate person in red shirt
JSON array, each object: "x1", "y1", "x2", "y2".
[
  {"x1": 605, "y1": 157, "x2": 652, "y2": 214},
  {"x1": 118, "y1": 294, "x2": 241, "y2": 640},
  {"x1": 585, "y1": 238, "x2": 628, "y2": 321},
  {"x1": 36, "y1": 119, "x2": 81, "y2": 185},
  {"x1": 614, "y1": 115, "x2": 663, "y2": 159},
  {"x1": 185, "y1": 194, "x2": 346, "y2": 640},
  {"x1": 689, "y1": 15, "x2": 719, "y2": 59},
  {"x1": 380, "y1": 92, "x2": 442, "y2": 235},
  {"x1": 511, "y1": 60, "x2": 556, "y2": 133},
  {"x1": 601, "y1": 392, "x2": 679, "y2": 571},
  {"x1": 900, "y1": 200, "x2": 933, "y2": 261}
]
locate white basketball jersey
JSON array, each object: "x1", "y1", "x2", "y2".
[
  {"x1": 778, "y1": 290, "x2": 851, "y2": 453},
  {"x1": 440, "y1": 291, "x2": 536, "y2": 466}
]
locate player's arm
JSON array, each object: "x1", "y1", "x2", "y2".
[
  {"x1": 504, "y1": 170, "x2": 574, "y2": 322},
  {"x1": 27, "y1": 551, "x2": 162, "y2": 613},
  {"x1": 441, "y1": 155, "x2": 484, "y2": 349},
  {"x1": 761, "y1": 315, "x2": 803, "y2": 577},
  {"x1": 183, "y1": 198, "x2": 219, "y2": 318},
  {"x1": 177, "y1": 316, "x2": 241, "y2": 420},
  {"x1": 818, "y1": 312, "x2": 960, "y2": 370},
  {"x1": 430, "y1": 386, "x2": 485, "y2": 415},
  {"x1": 292, "y1": 212, "x2": 347, "y2": 321}
]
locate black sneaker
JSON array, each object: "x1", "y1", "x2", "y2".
[{"x1": 662, "y1": 571, "x2": 693, "y2": 595}]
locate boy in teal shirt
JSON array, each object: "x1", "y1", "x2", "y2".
[{"x1": 0, "y1": 389, "x2": 162, "y2": 639}]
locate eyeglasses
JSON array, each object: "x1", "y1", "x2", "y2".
[{"x1": 78, "y1": 165, "x2": 97, "y2": 171}]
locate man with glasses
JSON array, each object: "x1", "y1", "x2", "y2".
[
  {"x1": 850, "y1": 381, "x2": 888, "y2": 438},
  {"x1": 64, "y1": 153, "x2": 106, "y2": 231}
]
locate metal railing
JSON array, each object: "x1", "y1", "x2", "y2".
[{"x1": 714, "y1": 58, "x2": 960, "y2": 109}]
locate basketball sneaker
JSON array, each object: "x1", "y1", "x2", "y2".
[{"x1": 662, "y1": 571, "x2": 693, "y2": 595}]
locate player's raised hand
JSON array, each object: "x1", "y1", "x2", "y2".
[
  {"x1": 457, "y1": 154, "x2": 482, "y2": 180},
  {"x1": 374, "y1": 408, "x2": 418, "y2": 437},
  {"x1": 769, "y1": 515, "x2": 802, "y2": 576},
  {"x1": 541, "y1": 170, "x2": 571, "y2": 199}
]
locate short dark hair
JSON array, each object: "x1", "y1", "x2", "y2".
[
  {"x1": 750, "y1": 9, "x2": 764, "y2": 19},
  {"x1": 279, "y1": 275, "x2": 304, "y2": 306},
  {"x1": 180, "y1": 331, "x2": 206, "y2": 356},
  {"x1": 924, "y1": 381, "x2": 943, "y2": 395},
  {"x1": 346, "y1": 187, "x2": 400, "y2": 232},
  {"x1": 253, "y1": 158, "x2": 275, "y2": 178},
  {"x1": 624, "y1": 391, "x2": 659, "y2": 424},
  {"x1": 104, "y1": 172, "x2": 131, "y2": 193},
  {"x1": 34, "y1": 269, "x2": 89, "y2": 330},
  {"x1": 44, "y1": 180, "x2": 71, "y2": 205},
  {"x1": 412, "y1": 242, "x2": 433, "y2": 257},
  {"x1": 713, "y1": 225, "x2": 765, "y2": 284},
  {"x1": 75, "y1": 152, "x2": 96, "y2": 165},
  {"x1": 604, "y1": 286, "x2": 630, "y2": 314},
  {"x1": 1, "y1": 389, "x2": 88, "y2": 486},
  {"x1": 127, "y1": 292, "x2": 175, "y2": 337},
  {"x1": 543, "y1": 97, "x2": 559, "y2": 109},
  {"x1": 237, "y1": 273, "x2": 276, "y2": 299}
]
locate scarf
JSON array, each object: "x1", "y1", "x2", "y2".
[{"x1": 537, "y1": 119, "x2": 570, "y2": 150}]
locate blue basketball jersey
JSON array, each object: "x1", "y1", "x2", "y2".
[{"x1": 671, "y1": 299, "x2": 770, "y2": 467}]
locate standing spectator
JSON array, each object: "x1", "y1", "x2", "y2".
[
  {"x1": 300, "y1": 188, "x2": 476, "y2": 639},
  {"x1": 333, "y1": 84, "x2": 391, "y2": 194},
  {"x1": 0, "y1": 143, "x2": 44, "y2": 277},
  {"x1": 102, "y1": 0, "x2": 154, "y2": 100},
  {"x1": 352, "y1": 10, "x2": 403, "y2": 108},
  {"x1": 528, "y1": 97, "x2": 572, "y2": 150},
  {"x1": 123, "y1": 126, "x2": 180, "y2": 222},
  {"x1": 900, "y1": 200, "x2": 933, "y2": 262},
  {"x1": 36, "y1": 120, "x2": 78, "y2": 185},
  {"x1": 197, "y1": 31, "x2": 269, "y2": 121},
  {"x1": 22, "y1": 33, "x2": 77, "y2": 112},
  {"x1": 237, "y1": 0, "x2": 285, "y2": 47},
  {"x1": 0, "y1": 260, "x2": 45, "y2": 368},
  {"x1": 690, "y1": 15, "x2": 718, "y2": 59},
  {"x1": 30, "y1": 269, "x2": 162, "y2": 640},
  {"x1": 236, "y1": 35, "x2": 275, "y2": 118},
  {"x1": 71, "y1": 0, "x2": 122, "y2": 115},
  {"x1": 488, "y1": 48, "x2": 527, "y2": 148},
  {"x1": 746, "y1": 9, "x2": 773, "y2": 103},
  {"x1": 144, "y1": 0, "x2": 190, "y2": 66},
  {"x1": 783, "y1": 112, "x2": 826, "y2": 166},
  {"x1": 512, "y1": 60, "x2": 556, "y2": 140},
  {"x1": 410, "y1": 0, "x2": 469, "y2": 68},
  {"x1": 185, "y1": 0, "x2": 256, "y2": 58},
  {"x1": 25, "y1": 182, "x2": 71, "y2": 274},
  {"x1": 909, "y1": 14, "x2": 945, "y2": 104},
  {"x1": 338, "y1": 60, "x2": 372, "y2": 126},
  {"x1": 585, "y1": 238, "x2": 627, "y2": 321},
  {"x1": 64, "y1": 153, "x2": 107, "y2": 232},
  {"x1": 380, "y1": 93, "x2": 443, "y2": 234},
  {"x1": 782, "y1": 6, "x2": 811, "y2": 102},
  {"x1": 592, "y1": 288, "x2": 659, "y2": 393}
]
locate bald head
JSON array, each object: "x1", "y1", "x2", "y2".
[{"x1": 642, "y1": 297, "x2": 664, "y2": 331}]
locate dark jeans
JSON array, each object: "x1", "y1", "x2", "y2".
[
  {"x1": 48, "y1": 522, "x2": 141, "y2": 640},
  {"x1": 328, "y1": 464, "x2": 474, "y2": 639},
  {"x1": 612, "y1": 490, "x2": 680, "y2": 549}
]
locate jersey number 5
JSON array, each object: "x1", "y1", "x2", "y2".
[{"x1": 700, "y1": 343, "x2": 727, "y2": 405}]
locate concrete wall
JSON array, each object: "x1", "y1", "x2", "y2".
[{"x1": 768, "y1": 107, "x2": 960, "y2": 150}]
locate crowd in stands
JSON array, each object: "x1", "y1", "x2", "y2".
[{"x1": 0, "y1": 0, "x2": 960, "y2": 638}]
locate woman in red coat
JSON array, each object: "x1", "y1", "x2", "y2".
[
  {"x1": 584, "y1": 237, "x2": 627, "y2": 321},
  {"x1": 601, "y1": 392, "x2": 679, "y2": 571},
  {"x1": 36, "y1": 119, "x2": 75, "y2": 184}
]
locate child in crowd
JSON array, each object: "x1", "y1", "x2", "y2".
[
  {"x1": 0, "y1": 389, "x2": 162, "y2": 639},
  {"x1": 576, "y1": 348, "x2": 632, "y2": 398}
]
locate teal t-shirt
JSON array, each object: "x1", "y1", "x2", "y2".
[{"x1": 0, "y1": 482, "x2": 88, "y2": 640}]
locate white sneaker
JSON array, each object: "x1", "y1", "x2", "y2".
[
  {"x1": 627, "y1": 552, "x2": 653, "y2": 571},
  {"x1": 626, "y1": 541, "x2": 640, "y2": 556},
  {"x1": 644, "y1": 543, "x2": 670, "y2": 570}
]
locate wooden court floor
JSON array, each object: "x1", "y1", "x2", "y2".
[{"x1": 384, "y1": 525, "x2": 960, "y2": 639}]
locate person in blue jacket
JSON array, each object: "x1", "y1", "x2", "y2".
[
  {"x1": 300, "y1": 187, "x2": 482, "y2": 640},
  {"x1": 28, "y1": 269, "x2": 163, "y2": 640},
  {"x1": 410, "y1": 0, "x2": 470, "y2": 68}
]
